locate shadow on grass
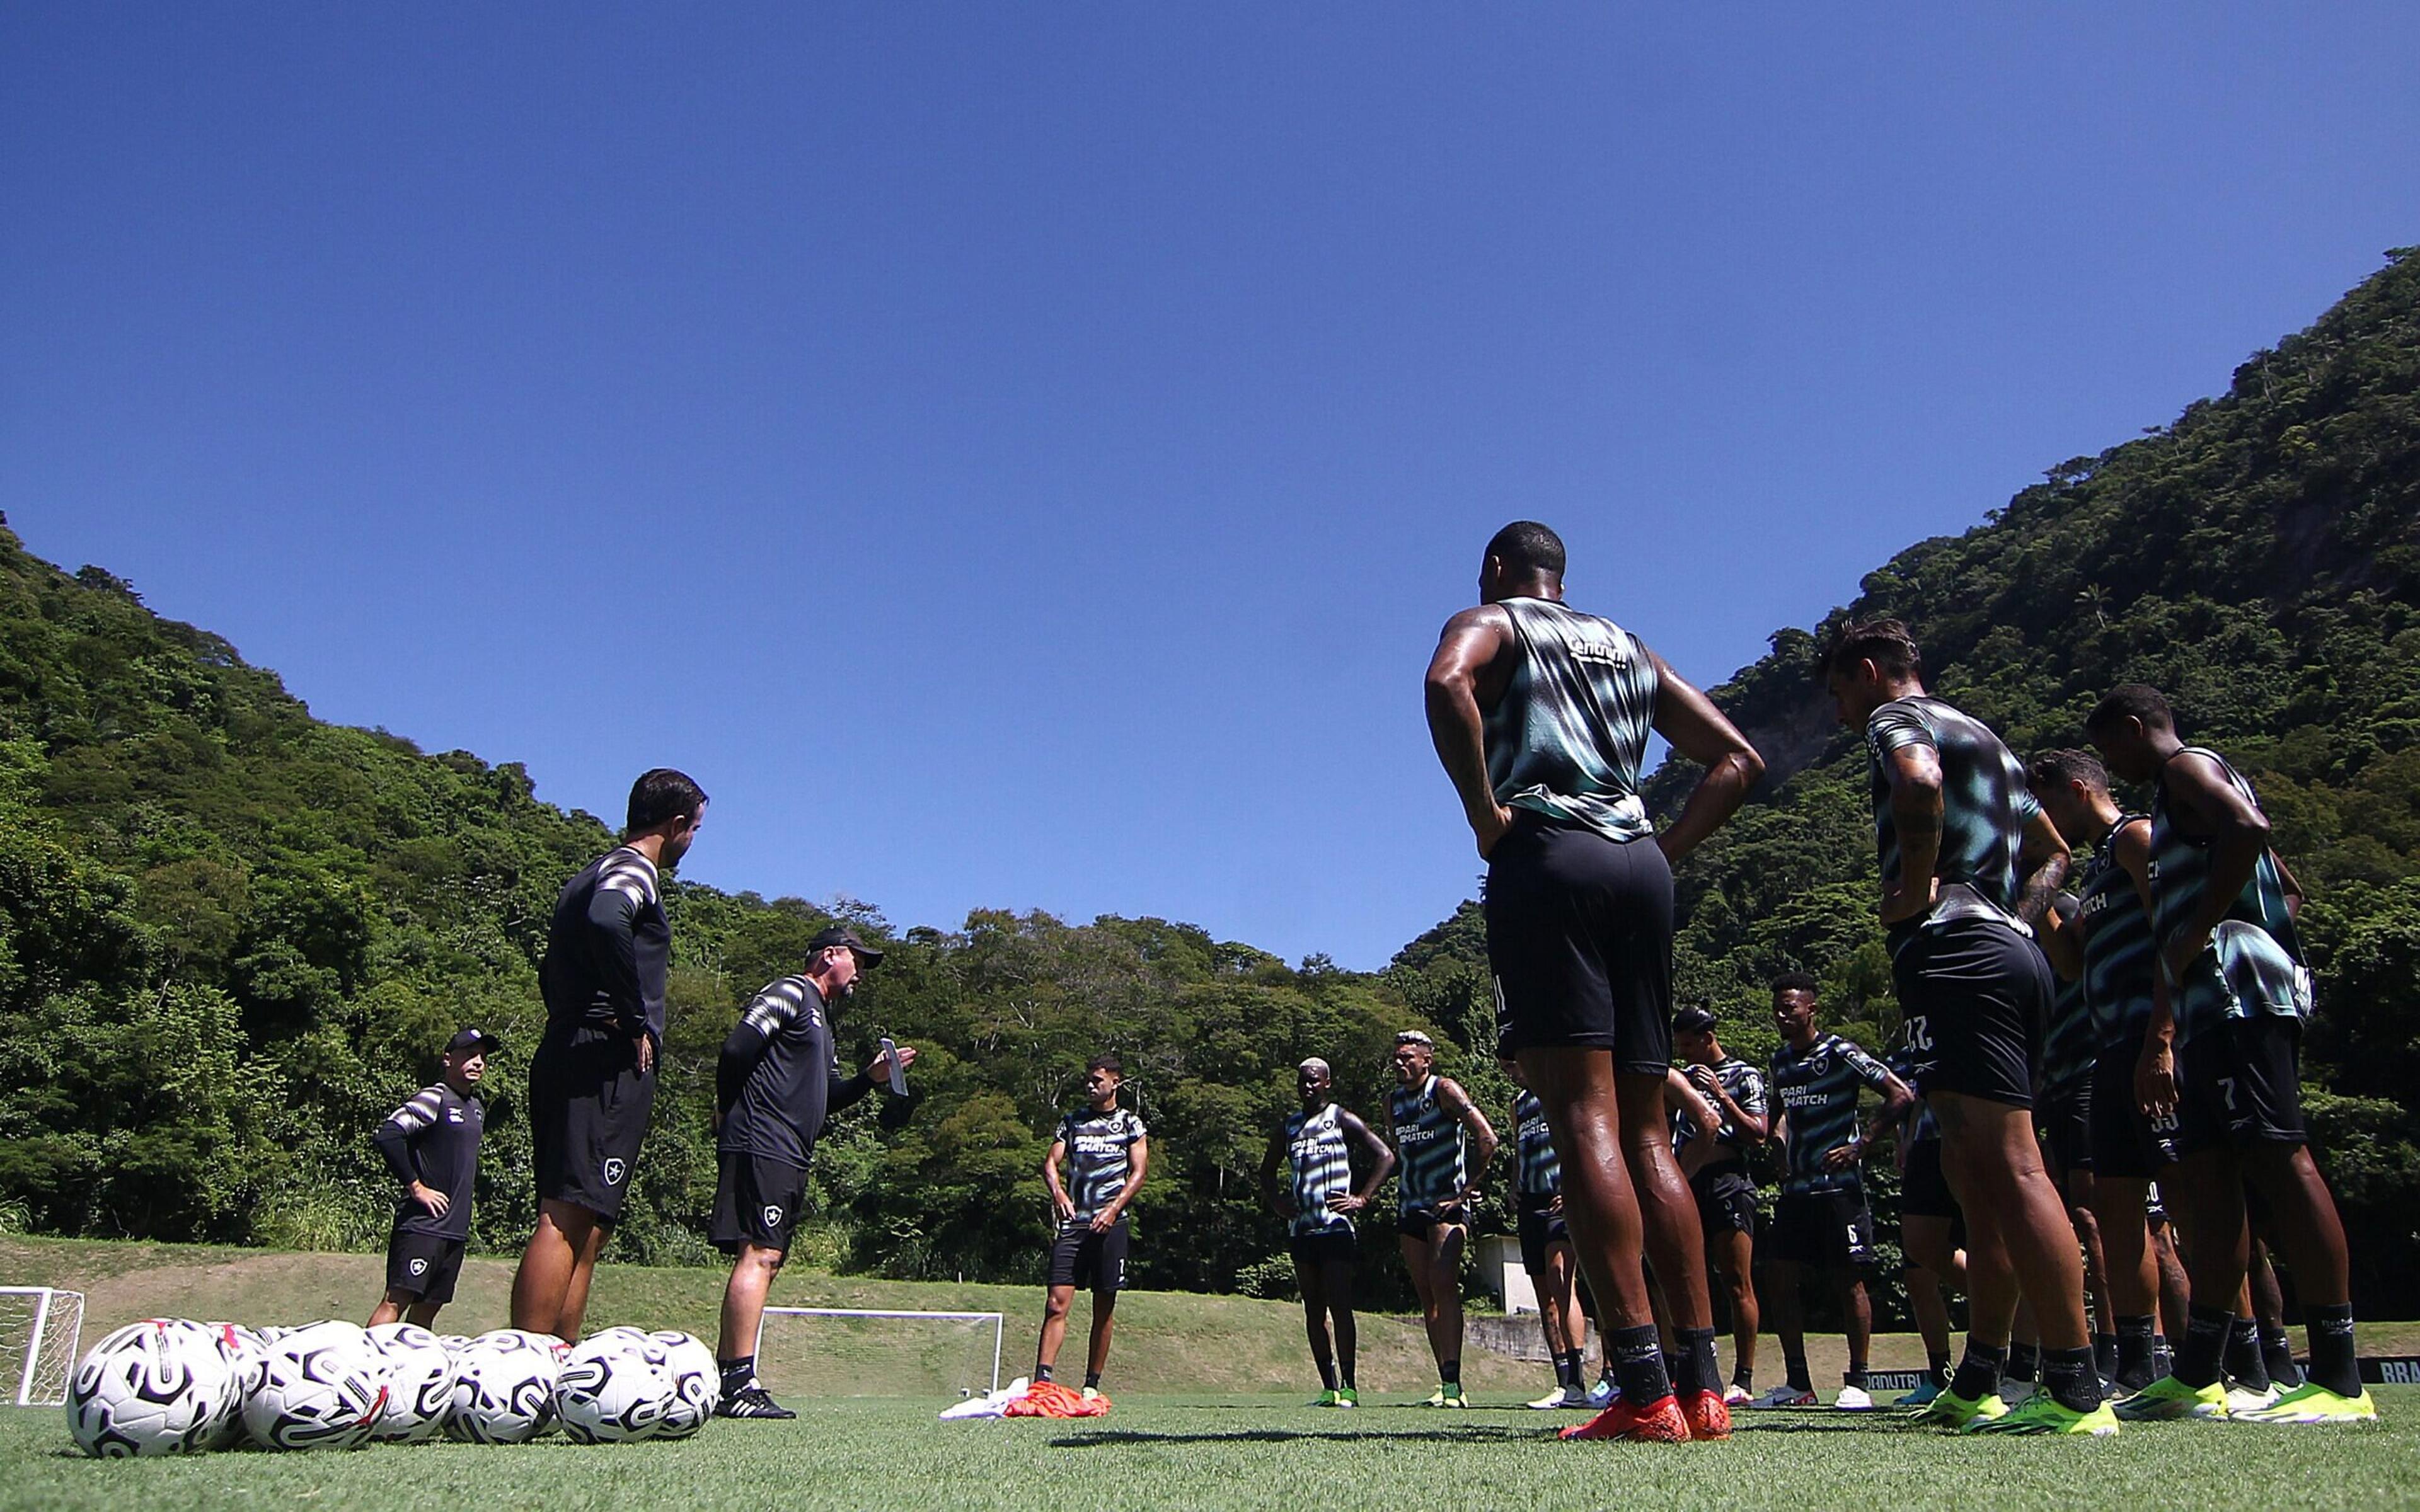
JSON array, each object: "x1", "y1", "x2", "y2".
[{"x1": 1051, "y1": 1426, "x2": 1531, "y2": 1448}]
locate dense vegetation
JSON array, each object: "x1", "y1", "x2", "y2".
[{"x1": 3, "y1": 248, "x2": 2414, "y2": 1317}]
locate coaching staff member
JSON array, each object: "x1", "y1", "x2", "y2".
[
  {"x1": 510, "y1": 767, "x2": 708, "y2": 1343},
  {"x1": 367, "y1": 1026, "x2": 498, "y2": 1329}
]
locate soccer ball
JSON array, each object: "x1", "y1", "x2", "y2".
[
  {"x1": 366, "y1": 1322, "x2": 458, "y2": 1443},
  {"x1": 555, "y1": 1334, "x2": 676, "y2": 1443},
  {"x1": 242, "y1": 1322, "x2": 389, "y2": 1451},
  {"x1": 446, "y1": 1329, "x2": 563, "y2": 1443},
  {"x1": 66, "y1": 1319, "x2": 235, "y2": 1458},
  {"x1": 200, "y1": 1322, "x2": 270, "y2": 1450},
  {"x1": 650, "y1": 1331, "x2": 718, "y2": 1438}
]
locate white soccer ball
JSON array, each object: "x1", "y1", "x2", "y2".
[
  {"x1": 241, "y1": 1322, "x2": 389, "y2": 1451},
  {"x1": 650, "y1": 1330, "x2": 719, "y2": 1438},
  {"x1": 367, "y1": 1322, "x2": 458, "y2": 1443},
  {"x1": 555, "y1": 1334, "x2": 676, "y2": 1443},
  {"x1": 445, "y1": 1329, "x2": 563, "y2": 1443},
  {"x1": 66, "y1": 1319, "x2": 234, "y2": 1458},
  {"x1": 199, "y1": 1322, "x2": 270, "y2": 1450}
]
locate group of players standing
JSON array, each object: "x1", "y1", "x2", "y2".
[{"x1": 362, "y1": 517, "x2": 2375, "y2": 1441}]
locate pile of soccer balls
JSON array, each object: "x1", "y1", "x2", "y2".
[{"x1": 65, "y1": 1317, "x2": 720, "y2": 1456}]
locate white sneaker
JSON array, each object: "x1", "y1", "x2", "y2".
[
  {"x1": 1722, "y1": 1383, "x2": 1753, "y2": 1407},
  {"x1": 1835, "y1": 1384, "x2": 1874, "y2": 1411},
  {"x1": 1752, "y1": 1383, "x2": 1818, "y2": 1408},
  {"x1": 1528, "y1": 1387, "x2": 1570, "y2": 1409},
  {"x1": 2225, "y1": 1382, "x2": 2281, "y2": 1414}
]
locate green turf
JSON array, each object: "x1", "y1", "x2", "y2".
[{"x1": 4, "y1": 1390, "x2": 2415, "y2": 1512}]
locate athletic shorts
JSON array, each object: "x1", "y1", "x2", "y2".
[
  {"x1": 384, "y1": 1230, "x2": 466, "y2": 1305},
  {"x1": 1289, "y1": 1227, "x2": 1357, "y2": 1268},
  {"x1": 2039, "y1": 1079, "x2": 2094, "y2": 1177},
  {"x1": 1690, "y1": 1165, "x2": 1760, "y2": 1244},
  {"x1": 1485, "y1": 813, "x2": 1673, "y2": 1071},
  {"x1": 1899, "y1": 1138, "x2": 1959, "y2": 1220},
  {"x1": 1769, "y1": 1188, "x2": 1874, "y2": 1270},
  {"x1": 1889, "y1": 917, "x2": 2046, "y2": 1108},
  {"x1": 2175, "y1": 1014, "x2": 2306, "y2": 1155},
  {"x1": 1048, "y1": 1217, "x2": 1131, "y2": 1292},
  {"x1": 709, "y1": 1150, "x2": 808, "y2": 1257},
  {"x1": 1396, "y1": 1205, "x2": 1468, "y2": 1240},
  {"x1": 1516, "y1": 1194, "x2": 1571, "y2": 1276},
  {"x1": 529, "y1": 1023, "x2": 656, "y2": 1222},
  {"x1": 2088, "y1": 1039, "x2": 2178, "y2": 1177},
  {"x1": 2146, "y1": 1181, "x2": 2170, "y2": 1228}
]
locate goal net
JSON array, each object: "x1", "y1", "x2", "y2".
[
  {"x1": 0, "y1": 1288, "x2": 84, "y2": 1407},
  {"x1": 755, "y1": 1308, "x2": 1004, "y2": 1399}
]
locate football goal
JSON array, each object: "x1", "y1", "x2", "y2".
[
  {"x1": 755, "y1": 1307, "x2": 1005, "y2": 1399},
  {"x1": 0, "y1": 1286, "x2": 85, "y2": 1407}
]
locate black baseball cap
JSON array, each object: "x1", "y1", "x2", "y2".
[
  {"x1": 809, "y1": 925, "x2": 885, "y2": 967},
  {"x1": 1672, "y1": 1006, "x2": 1719, "y2": 1035},
  {"x1": 446, "y1": 1027, "x2": 503, "y2": 1055}
]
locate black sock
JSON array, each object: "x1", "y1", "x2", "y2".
[
  {"x1": 1927, "y1": 1352, "x2": 1953, "y2": 1389},
  {"x1": 1560, "y1": 1349, "x2": 1585, "y2": 1390},
  {"x1": 2175, "y1": 1305, "x2": 2231, "y2": 1389},
  {"x1": 2043, "y1": 1346, "x2": 2104, "y2": 1412},
  {"x1": 1440, "y1": 1359, "x2": 1460, "y2": 1387},
  {"x1": 2094, "y1": 1333, "x2": 2119, "y2": 1382},
  {"x1": 1035, "y1": 1363, "x2": 1054, "y2": 1383},
  {"x1": 2259, "y1": 1325, "x2": 2302, "y2": 1389},
  {"x1": 1783, "y1": 1345, "x2": 1812, "y2": 1393},
  {"x1": 1610, "y1": 1324, "x2": 1674, "y2": 1405},
  {"x1": 1315, "y1": 1356, "x2": 1337, "y2": 1390},
  {"x1": 2005, "y1": 1341, "x2": 2039, "y2": 1383},
  {"x1": 1844, "y1": 1365, "x2": 1869, "y2": 1390},
  {"x1": 1084, "y1": 1371, "x2": 1101, "y2": 1390},
  {"x1": 2225, "y1": 1318, "x2": 2269, "y2": 1392},
  {"x1": 2115, "y1": 1315, "x2": 2157, "y2": 1392},
  {"x1": 1950, "y1": 1341, "x2": 2005, "y2": 1402},
  {"x1": 1674, "y1": 1327, "x2": 1718, "y2": 1399},
  {"x1": 2305, "y1": 1303, "x2": 2360, "y2": 1399},
  {"x1": 1732, "y1": 1361, "x2": 1754, "y2": 1390},
  {"x1": 718, "y1": 1355, "x2": 755, "y2": 1394}
]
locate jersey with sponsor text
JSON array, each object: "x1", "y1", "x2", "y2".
[
  {"x1": 1770, "y1": 1033, "x2": 1893, "y2": 1196},
  {"x1": 1390, "y1": 1076, "x2": 1470, "y2": 1211},
  {"x1": 1283, "y1": 1103, "x2": 1356, "y2": 1235},
  {"x1": 1058, "y1": 1106, "x2": 1147, "y2": 1222}
]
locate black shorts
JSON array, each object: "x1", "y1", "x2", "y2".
[
  {"x1": 1289, "y1": 1227, "x2": 1357, "y2": 1269},
  {"x1": 1485, "y1": 814, "x2": 1673, "y2": 1072},
  {"x1": 1690, "y1": 1166, "x2": 1760, "y2": 1246},
  {"x1": 1396, "y1": 1205, "x2": 1468, "y2": 1240},
  {"x1": 1516, "y1": 1194, "x2": 1571, "y2": 1276},
  {"x1": 1769, "y1": 1188, "x2": 1874, "y2": 1270},
  {"x1": 1899, "y1": 1138, "x2": 1959, "y2": 1220},
  {"x1": 385, "y1": 1230, "x2": 466, "y2": 1304},
  {"x1": 2039, "y1": 1079, "x2": 2094, "y2": 1177},
  {"x1": 1048, "y1": 1217, "x2": 1131, "y2": 1292},
  {"x1": 2088, "y1": 1039, "x2": 2179, "y2": 1177},
  {"x1": 1890, "y1": 917, "x2": 2046, "y2": 1108},
  {"x1": 709, "y1": 1150, "x2": 809, "y2": 1256},
  {"x1": 529, "y1": 1024, "x2": 656, "y2": 1222},
  {"x1": 2175, "y1": 1015, "x2": 2305, "y2": 1155}
]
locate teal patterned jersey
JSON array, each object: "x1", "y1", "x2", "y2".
[
  {"x1": 1282, "y1": 1102, "x2": 1354, "y2": 1235},
  {"x1": 2041, "y1": 971, "x2": 2095, "y2": 1094},
  {"x1": 1482, "y1": 597, "x2": 1661, "y2": 844},
  {"x1": 2150, "y1": 748, "x2": 2310, "y2": 1042},
  {"x1": 1056, "y1": 1106, "x2": 1146, "y2": 1221},
  {"x1": 2077, "y1": 815, "x2": 2158, "y2": 1048},
  {"x1": 1512, "y1": 1091, "x2": 1560, "y2": 1197},
  {"x1": 1390, "y1": 1076, "x2": 1469, "y2": 1211},
  {"x1": 1864, "y1": 696, "x2": 2041, "y2": 917}
]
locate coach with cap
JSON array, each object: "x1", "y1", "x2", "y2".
[
  {"x1": 369, "y1": 1026, "x2": 499, "y2": 1329},
  {"x1": 711, "y1": 925, "x2": 918, "y2": 1418}
]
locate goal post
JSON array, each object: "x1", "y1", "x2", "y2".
[
  {"x1": 755, "y1": 1307, "x2": 1005, "y2": 1399},
  {"x1": 0, "y1": 1286, "x2": 85, "y2": 1407}
]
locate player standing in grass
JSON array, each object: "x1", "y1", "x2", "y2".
[
  {"x1": 1889, "y1": 1041, "x2": 1965, "y2": 1407},
  {"x1": 1823, "y1": 621, "x2": 2114, "y2": 1435},
  {"x1": 1669, "y1": 1006, "x2": 1769, "y2": 1406},
  {"x1": 1258, "y1": 1057, "x2": 1395, "y2": 1407},
  {"x1": 1502, "y1": 1057, "x2": 1589, "y2": 1409},
  {"x1": 1425, "y1": 520, "x2": 1764, "y2": 1442},
  {"x1": 1034, "y1": 1055, "x2": 1148, "y2": 1399},
  {"x1": 1758, "y1": 975, "x2": 1913, "y2": 1411},
  {"x1": 710, "y1": 927, "x2": 916, "y2": 1418},
  {"x1": 2087, "y1": 685, "x2": 2375, "y2": 1424},
  {"x1": 511, "y1": 768, "x2": 707, "y2": 1343},
  {"x1": 368, "y1": 1026, "x2": 497, "y2": 1329},
  {"x1": 1386, "y1": 1030, "x2": 1497, "y2": 1407}
]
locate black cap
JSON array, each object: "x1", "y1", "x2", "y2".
[
  {"x1": 446, "y1": 1027, "x2": 502, "y2": 1055},
  {"x1": 809, "y1": 925, "x2": 885, "y2": 967},
  {"x1": 1672, "y1": 1006, "x2": 1719, "y2": 1035}
]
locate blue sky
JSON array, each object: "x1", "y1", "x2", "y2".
[{"x1": 7, "y1": 6, "x2": 2416, "y2": 968}]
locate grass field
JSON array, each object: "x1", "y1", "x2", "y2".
[{"x1": 4, "y1": 1236, "x2": 2416, "y2": 1509}]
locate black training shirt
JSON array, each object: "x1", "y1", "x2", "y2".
[
  {"x1": 373, "y1": 1082, "x2": 483, "y2": 1240},
  {"x1": 538, "y1": 845, "x2": 671, "y2": 1045},
  {"x1": 717, "y1": 975, "x2": 875, "y2": 1167}
]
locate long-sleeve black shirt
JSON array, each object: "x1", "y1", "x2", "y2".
[
  {"x1": 717, "y1": 975, "x2": 874, "y2": 1167},
  {"x1": 372, "y1": 1082, "x2": 483, "y2": 1240},
  {"x1": 538, "y1": 845, "x2": 670, "y2": 1045}
]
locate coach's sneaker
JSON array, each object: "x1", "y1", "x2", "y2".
[
  {"x1": 1560, "y1": 1394, "x2": 1690, "y2": 1443},
  {"x1": 2233, "y1": 1382, "x2": 2380, "y2": 1425},
  {"x1": 1752, "y1": 1383, "x2": 1818, "y2": 1408},
  {"x1": 1965, "y1": 1395, "x2": 2121, "y2": 1436},
  {"x1": 1915, "y1": 1387, "x2": 2008, "y2": 1429},
  {"x1": 1681, "y1": 1390, "x2": 1732, "y2": 1441},
  {"x1": 1586, "y1": 1375, "x2": 1618, "y2": 1408},
  {"x1": 1835, "y1": 1384, "x2": 1875, "y2": 1411},
  {"x1": 1722, "y1": 1382, "x2": 1753, "y2": 1408},
  {"x1": 715, "y1": 1383, "x2": 797, "y2": 1419},
  {"x1": 1897, "y1": 1380, "x2": 1944, "y2": 1409},
  {"x1": 2112, "y1": 1375, "x2": 2228, "y2": 1422}
]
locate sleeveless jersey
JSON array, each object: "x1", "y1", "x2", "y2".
[
  {"x1": 2077, "y1": 815, "x2": 2158, "y2": 1048},
  {"x1": 1512, "y1": 1090, "x2": 1560, "y2": 1197},
  {"x1": 1770, "y1": 1033, "x2": 1892, "y2": 1196},
  {"x1": 2150, "y1": 748, "x2": 2310, "y2": 1041},
  {"x1": 1670, "y1": 1057, "x2": 1767, "y2": 1171},
  {"x1": 1390, "y1": 1076, "x2": 1468, "y2": 1210},
  {"x1": 1056, "y1": 1106, "x2": 1147, "y2": 1221},
  {"x1": 1282, "y1": 1103, "x2": 1354, "y2": 1235},
  {"x1": 1482, "y1": 597, "x2": 1660, "y2": 844},
  {"x1": 1864, "y1": 696, "x2": 2040, "y2": 921}
]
